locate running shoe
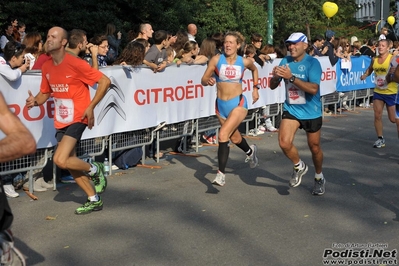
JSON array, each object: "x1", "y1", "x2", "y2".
[
  {"x1": 289, "y1": 163, "x2": 308, "y2": 187},
  {"x1": 202, "y1": 134, "x2": 214, "y2": 144},
  {"x1": 91, "y1": 162, "x2": 107, "y2": 194},
  {"x1": 212, "y1": 171, "x2": 225, "y2": 186},
  {"x1": 312, "y1": 178, "x2": 326, "y2": 196},
  {"x1": 212, "y1": 135, "x2": 217, "y2": 144},
  {"x1": 75, "y1": 197, "x2": 103, "y2": 215},
  {"x1": 60, "y1": 175, "x2": 76, "y2": 184},
  {"x1": 248, "y1": 129, "x2": 264, "y2": 136},
  {"x1": 266, "y1": 125, "x2": 278, "y2": 132},
  {"x1": 3, "y1": 184, "x2": 19, "y2": 198},
  {"x1": 373, "y1": 138, "x2": 385, "y2": 148},
  {"x1": 245, "y1": 144, "x2": 259, "y2": 168},
  {"x1": 258, "y1": 125, "x2": 267, "y2": 132}
]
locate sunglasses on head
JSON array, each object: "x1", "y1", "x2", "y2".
[{"x1": 14, "y1": 42, "x2": 24, "y2": 55}]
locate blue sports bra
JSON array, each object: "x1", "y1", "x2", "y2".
[{"x1": 214, "y1": 54, "x2": 245, "y2": 83}]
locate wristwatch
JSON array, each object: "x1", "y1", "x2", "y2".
[{"x1": 289, "y1": 76, "x2": 296, "y2": 83}]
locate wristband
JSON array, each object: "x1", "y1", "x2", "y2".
[
  {"x1": 253, "y1": 84, "x2": 260, "y2": 90},
  {"x1": 34, "y1": 101, "x2": 38, "y2": 106}
]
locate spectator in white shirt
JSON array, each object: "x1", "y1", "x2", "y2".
[{"x1": 0, "y1": 42, "x2": 29, "y2": 81}]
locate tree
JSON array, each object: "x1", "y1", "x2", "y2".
[{"x1": 0, "y1": 0, "x2": 378, "y2": 47}]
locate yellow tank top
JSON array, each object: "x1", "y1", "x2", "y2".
[{"x1": 373, "y1": 54, "x2": 398, "y2": 95}]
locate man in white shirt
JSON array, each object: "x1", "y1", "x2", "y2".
[{"x1": 187, "y1": 24, "x2": 197, "y2": 42}]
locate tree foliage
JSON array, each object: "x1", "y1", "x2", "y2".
[{"x1": 0, "y1": 0, "x2": 380, "y2": 46}]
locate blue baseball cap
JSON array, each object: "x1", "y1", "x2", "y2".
[{"x1": 325, "y1": 30, "x2": 335, "y2": 40}]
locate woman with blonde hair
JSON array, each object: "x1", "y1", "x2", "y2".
[{"x1": 201, "y1": 31, "x2": 260, "y2": 186}]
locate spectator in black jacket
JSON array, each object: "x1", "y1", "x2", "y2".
[
  {"x1": 324, "y1": 30, "x2": 339, "y2": 66},
  {"x1": 359, "y1": 39, "x2": 376, "y2": 57}
]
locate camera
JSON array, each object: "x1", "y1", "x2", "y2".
[{"x1": 24, "y1": 53, "x2": 35, "y2": 69}]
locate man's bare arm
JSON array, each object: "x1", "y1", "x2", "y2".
[
  {"x1": 83, "y1": 74, "x2": 111, "y2": 129},
  {"x1": 0, "y1": 92, "x2": 36, "y2": 162}
]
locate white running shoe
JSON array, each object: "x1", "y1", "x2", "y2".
[
  {"x1": 258, "y1": 125, "x2": 266, "y2": 132},
  {"x1": 36, "y1": 177, "x2": 53, "y2": 189},
  {"x1": 245, "y1": 144, "x2": 259, "y2": 168},
  {"x1": 212, "y1": 171, "x2": 225, "y2": 186},
  {"x1": 3, "y1": 184, "x2": 19, "y2": 198},
  {"x1": 266, "y1": 125, "x2": 278, "y2": 132},
  {"x1": 248, "y1": 129, "x2": 264, "y2": 136}
]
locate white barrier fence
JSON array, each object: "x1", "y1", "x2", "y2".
[{"x1": 0, "y1": 56, "x2": 374, "y2": 192}]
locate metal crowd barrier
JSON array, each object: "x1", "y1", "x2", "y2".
[
  {"x1": 322, "y1": 89, "x2": 374, "y2": 116},
  {"x1": 2, "y1": 88, "x2": 369, "y2": 191},
  {"x1": 354, "y1": 89, "x2": 369, "y2": 111},
  {"x1": 0, "y1": 148, "x2": 50, "y2": 193},
  {"x1": 322, "y1": 92, "x2": 340, "y2": 116},
  {"x1": 155, "y1": 120, "x2": 196, "y2": 157},
  {"x1": 246, "y1": 103, "x2": 282, "y2": 136}
]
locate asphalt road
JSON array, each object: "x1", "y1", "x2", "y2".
[{"x1": 7, "y1": 107, "x2": 399, "y2": 266}]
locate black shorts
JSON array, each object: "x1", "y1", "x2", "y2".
[
  {"x1": 282, "y1": 111, "x2": 322, "y2": 133},
  {"x1": 55, "y1": 123, "x2": 87, "y2": 143}
]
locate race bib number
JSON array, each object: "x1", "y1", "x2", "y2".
[
  {"x1": 287, "y1": 84, "x2": 306, "y2": 104},
  {"x1": 219, "y1": 64, "x2": 242, "y2": 81},
  {"x1": 375, "y1": 75, "x2": 388, "y2": 90},
  {"x1": 54, "y1": 98, "x2": 74, "y2": 124}
]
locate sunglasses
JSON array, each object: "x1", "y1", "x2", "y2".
[{"x1": 14, "y1": 43, "x2": 23, "y2": 55}]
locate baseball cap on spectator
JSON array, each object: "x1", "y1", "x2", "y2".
[
  {"x1": 350, "y1": 36, "x2": 358, "y2": 46},
  {"x1": 285, "y1": 32, "x2": 308, "y2": 44},
  {"x1": 325, "y1": 30, "x2": 335, "y2": 40}
]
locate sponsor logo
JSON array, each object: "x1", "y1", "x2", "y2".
[{"x1": 97, "y1": 76, "x2": 126, "y2": 125}]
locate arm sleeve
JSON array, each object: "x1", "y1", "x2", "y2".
[
  {"x1": 0, "y1": 36, "x2": 8, "y2": 50},
  {"x1": 144, "y1": 49, "x2": 156, "y2": 63},
  {"x1": 40, "y1": 68, "x2": 51, "y2": 94},
  {"x1": 326, "y1": 43, "x2": 338, "y2": 66},
  {"x1": 74, "y1": 58, "x2": 103, "y2": 87},
  {"x1": 107, "y1": 35, "x2": 121, "y2": 49},
  {"x1": 253, "y1": 54, "x2": 264, "y2": 67},
  {"x1": 0, "y1": 64, "x2": 22, "y2": 81}
]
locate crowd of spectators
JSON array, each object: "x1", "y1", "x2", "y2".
[{"x1": 0, "y1": 17, "x2": 392, "y2": 197}]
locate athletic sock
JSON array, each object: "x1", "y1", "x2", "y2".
[
  {"x1": 218, "y1": 141, "x2": 230, "y2": 173},
  {"x1": 315, "y1": 172, "x2": 324, "y2": 181},
  {"x1": 89, "y1": 163, "x2": 98, "y2": 176},
  {"x1": 294, "y1": 160, "x2": 304, "y2": 170},
  {"x1": 89, "y1": 195, "x2": 99, "y2": 202},
  {"x1": 235, "y1": 138, "x2": 252, "y2": 156}
]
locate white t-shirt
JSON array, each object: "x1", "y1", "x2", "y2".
[
  {"x1": 0, "y1": 56, "x2": 22, "y2": 81},
  {"x1": 0, "y1": 35, "x2": 9, "y2": 50}
]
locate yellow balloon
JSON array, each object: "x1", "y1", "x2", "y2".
[
  {"x1": 323, "y1": 2, "x2": 339, "y2": 19},
  {"x1": 387, "y1": 16, "x2": 395, "y2": 26}
]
